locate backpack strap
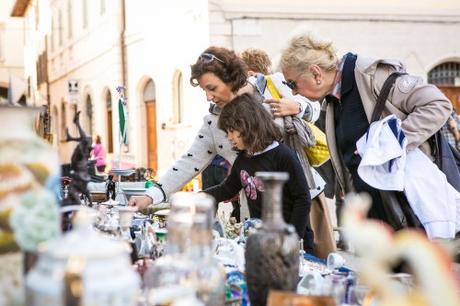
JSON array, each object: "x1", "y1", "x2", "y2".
[{"x1": 370, "y1": 72, "x2": 407, "y2": 123}]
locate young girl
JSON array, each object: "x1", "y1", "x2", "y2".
[{"x1": 204, "y1": 93, "x2": 314, "y2": 252}]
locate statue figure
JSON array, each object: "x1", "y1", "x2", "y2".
[{"x1": 62, "y1": 111, "x2": 92, "y2": 207}]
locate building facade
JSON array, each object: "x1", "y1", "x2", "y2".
[
  {"x1": 0, "y1": 0, "x2": 25, "y2": 104},
  {"x1": 6, "y1": 0, "x2": 460, "y2": 176},
  {"x1": 210, "y1": 0, "x2": 460, "y2": 109},
  {"x1": 10, "y1": 0, "x2": 209, "y2": 176}
]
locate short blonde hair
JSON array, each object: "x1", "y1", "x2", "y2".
[
  {"x1": 280, "y1": 34, "x2": 339, "y2": 74},
  {"x1": 240, "y1": 48, "x2": 272, "y2": 75}
]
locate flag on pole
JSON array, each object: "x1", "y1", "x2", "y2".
[{"x1": 116, "y1": 86, "x2": 128, "y2": 145}]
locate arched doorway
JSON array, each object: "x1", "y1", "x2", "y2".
[
  {"x1": 428, "y1": 62, "x2": 460, "y2": 111},
  {"x1": 105, "y1": 90, "x2": 114, "y2": 153},
  {"x1": 143, "y1": 79, "x2": 157, "y2": 171},
  {"x1": 0, "y1": 81, "x2": 8, "y2": 103},
  {"x1": 84, "y1": 94, "x2": 93, "y2": 137}
]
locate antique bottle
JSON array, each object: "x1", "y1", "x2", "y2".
[
  {"x1": 144, "y1": 192, "x2": 197, "y2": 304},
  {"x1": 190, "y1": 193, "x2": 226, "y2": 306},
  {"x1": 245, "y1": 172, "x2": 299, "y2": 306}
]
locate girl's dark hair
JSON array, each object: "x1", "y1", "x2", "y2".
[
  {"x1": 218, "y1": 93, "x2": 282, "y2": 155},
  {"x1": 190, "y1": 46, "x2": 248, "y2": 93},
  {"x1": 96, "y1": 135, "x2": 101, "y2": 144}
]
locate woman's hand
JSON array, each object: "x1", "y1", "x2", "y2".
[
  {"x1": 265, "y1": 98, "x2": 301, "y2": 117},
  {"x1": 128, "y1": 195, "x2": 153, "y2": 210}
]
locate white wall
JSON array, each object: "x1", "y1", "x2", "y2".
[
  {"x1": 0, "y1": 0, "x2": 25, "y2": 99},
  {"x1": 125, "y1": 0, "x2": 210, "y2": 174},
  {"x1": 47, "y1": 0, "x2": 210, "y2": 171},
  {"x1": 209, "y1": 0, "x2": 460, "y2": 78}
]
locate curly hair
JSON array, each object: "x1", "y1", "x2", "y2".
[
  {"x1": 218, "y1": 93, "x2": 282, "y2": 156},
  {"x1": 240, "y1": 48, "x2": 272, "y2": 75},
  {"x1": 190, "y1": 46, "x2": 248, "y2": 93}
]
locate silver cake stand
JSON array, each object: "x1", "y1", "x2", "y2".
[{"x1": 111, "y1": 168, "x2": 135, "y2": 205}]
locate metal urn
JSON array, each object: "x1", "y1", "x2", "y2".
[{"x1": 245, "y1": 172, "x2": 299, "y2": 306}]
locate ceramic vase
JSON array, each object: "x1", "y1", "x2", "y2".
[
  {"x1": 0, "y1": 106, "x2": 61, "y2": 305},
  {"x1": 245, "y1": 172, "x2": 299, "y2": 306}
]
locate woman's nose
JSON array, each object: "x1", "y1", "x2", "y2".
[{"x1": 205, "y1": 91, "x2": 213, "y2": 101}]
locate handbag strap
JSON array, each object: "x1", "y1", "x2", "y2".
[
  {"x1": 266, "y1": 76, "x2": 281, "y2": 100},
  {"x1": 370, "y1": 72, "x2": 407, "y2": 123}
]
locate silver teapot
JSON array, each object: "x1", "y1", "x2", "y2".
[{"x1": 25, "y1": 209, "x2": 140, "y2": 306}]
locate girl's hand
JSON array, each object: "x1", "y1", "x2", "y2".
[{"x1": 265, "y1": 98, "x2": 301, "y2": 117}]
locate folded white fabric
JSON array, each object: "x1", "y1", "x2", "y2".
[
  {"x1": 356, "y1": 115, "x2": 406, "y2": 191},
  {"x1": 356, "y1": 115, "x2": 460, "y2": 239}
]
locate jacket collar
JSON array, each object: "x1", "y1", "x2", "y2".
[
  {"x1": 355, "y1": 56, "x2": 406, "y2": 75},
  {"x1": 341, "y1": 53, "x2": 357, "y2": 96}
]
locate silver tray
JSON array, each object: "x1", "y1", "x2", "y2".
[{"x1": 111, "y1": 168, "x2": 135, "y2": 176}]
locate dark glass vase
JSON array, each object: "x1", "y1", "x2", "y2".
[{"x1": 245, "y1": 172, "x2": 299, "y2": 306}]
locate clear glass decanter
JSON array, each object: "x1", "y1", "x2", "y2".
[
  {"x1": 144, "y1": 192, "x2": 197, "y2": 305},
  {"x1": 189, "y1": 193, "x2": 226, "y2": 306}
]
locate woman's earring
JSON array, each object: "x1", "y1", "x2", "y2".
[{"x1": 317, "y1": 80, "x2": 321, "y2": 85}]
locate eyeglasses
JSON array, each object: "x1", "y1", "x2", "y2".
[
  {"x1": 283, "y1": 79, "x2": 297, "y2": 90},
  {"x1": 282, "y1": 72, "x2": 305, "y2": 91},
  {"x1": 198, "y1": 52, "x2": 225, "y2": 64}
]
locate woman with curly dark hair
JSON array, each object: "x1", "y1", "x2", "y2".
[
  {"x1": 129, "y1": 47, "x2": 249, "y2": 209},
  {"x1": 204, "y1": 93, "x2": 314, "y2": 252}
]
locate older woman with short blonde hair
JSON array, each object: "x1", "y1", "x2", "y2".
[{"x1": 280, "y1": 33, "x2": 452, "y2": 230}]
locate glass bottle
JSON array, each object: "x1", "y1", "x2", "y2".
[
  {"x1": 190, "y1": 193, "x2": 226, "y2": 306},
  {"x1": 245, "y1": 172, "x2": 299, "y2": 306},
  {"x1": 143, "y1": 192, "x2": 197, "y2": 305}
]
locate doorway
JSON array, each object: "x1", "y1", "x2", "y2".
[
  {"x1": 144, "y1": 79, "x2": 157, "y2": 171},
  {"x1": 105, "y1": 90, "x2": 113, "y2": 153},
  {"x1": 428, "y1": 62, "x2": 460, "y2": 112},
  {"x1": 439, "y1": 87, "x2": 460, "y2": 112}
]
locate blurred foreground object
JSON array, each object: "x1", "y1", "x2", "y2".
[
  {"x1": 342, "y1": 193, "x2": 460, "y2": 306},
  {"x1": 26, "y1": 208, "x2": 140, "y2": 306},
  {"x1": 267, "y1": 290, "x2": 335, "y2": 306},
  {"x1": 0, "y1": 105, "x2": 61, "y2": 305}
]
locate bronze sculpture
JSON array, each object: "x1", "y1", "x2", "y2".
[{"x1": 63, "y1": 111, "x2": 92, "y2": 207}]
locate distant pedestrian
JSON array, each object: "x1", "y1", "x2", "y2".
[
  {"x1": 240, "y1": 48, "x2": 272, "y2": 76},
  {"x1": 91, "y1": 135, "x2": 107, "y2": 173},
  {"x1": 440, "y1": 112, "x2": 460, "y2": 152}
]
